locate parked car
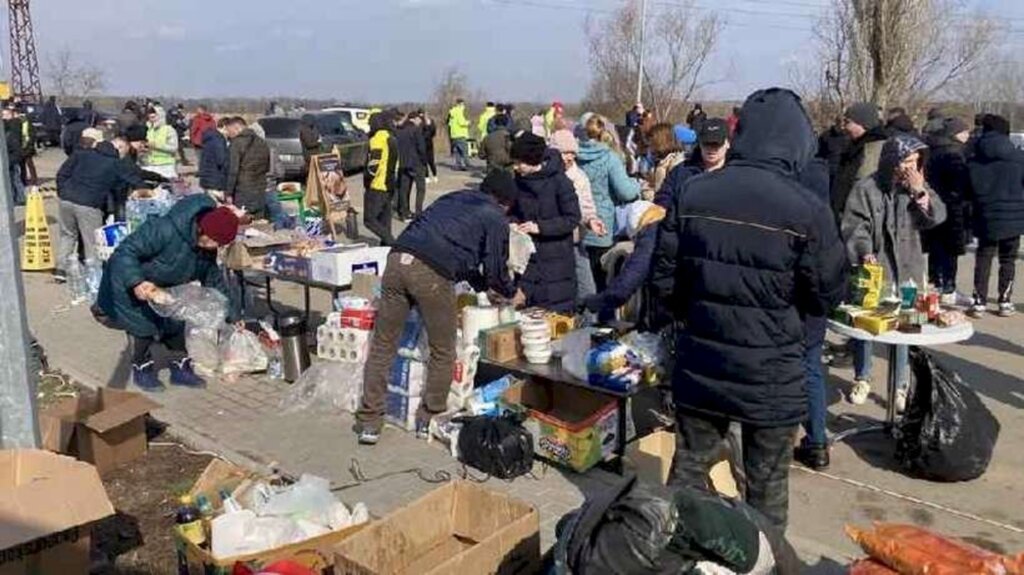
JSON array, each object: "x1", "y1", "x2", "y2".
[
  {"x1": 258, "y1": 113, "x2": 367, "y2": 181},
  {"x1": 321, "y1": 106, "x2": 372, "y2": 134}
]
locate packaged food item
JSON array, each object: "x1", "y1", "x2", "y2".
[{"x1": 846, "y1": 523, "x2": 1010, "y2": 575}]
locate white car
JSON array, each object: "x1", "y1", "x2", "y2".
[{"x1": 321, "y1": 106, "x2": 372, "y2": 134}]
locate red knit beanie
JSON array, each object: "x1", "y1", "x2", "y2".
[{"x1": 198, "y1": 207, "x2": 239, "y2": 246}]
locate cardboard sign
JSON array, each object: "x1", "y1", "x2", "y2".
[{"x1": 304, "y1": 152, "x2": 349, "y2": 239}]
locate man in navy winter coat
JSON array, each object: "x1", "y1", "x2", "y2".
[
  {"x1": 655, "y1": 88, "x2": 848, "y2": 528},
  {"x1": 356, "y1": 171, "x2": 524, "y2": 445},
  {"x1": 197, "y1": 118, "x2": 230, "y2": 193}
]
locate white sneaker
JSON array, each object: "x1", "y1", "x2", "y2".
[
  {"x1": 848, "y1": 379, "x2": 871, "y2": 405},
  {"x1": 895, "y1": 388, "x2": 908, "y2": 414},
  {"x1": 998, "y1": 302, "x2": 1016, "y2": 317},
  {"x1": 940, "y1": 292, "x2": 957, "y2": 307}
]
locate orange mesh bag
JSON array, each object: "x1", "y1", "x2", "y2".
[{"x1": 846, "y1": 523, "x2": 1008, "y2": 575}]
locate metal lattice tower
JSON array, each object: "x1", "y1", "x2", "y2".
[{"x1": 7, "y1": 0, "x2": 41, "y2": 102}]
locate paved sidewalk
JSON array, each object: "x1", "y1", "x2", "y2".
[{"x1": 21, "y1": 148, "x2": 1024, "y2": 571}]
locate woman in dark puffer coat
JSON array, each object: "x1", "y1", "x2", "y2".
[{"x1": 510, "y1": 133, "x2": 581, "y2": 312}]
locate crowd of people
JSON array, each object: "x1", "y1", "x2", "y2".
[
  {"x1": 16, "y1": 86, "x2": 1023, "y2": 532},
  {"x1": 354, "y1": 89, "x2": 1023, "y2": 533}
]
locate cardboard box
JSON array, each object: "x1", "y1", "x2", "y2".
[
  {"x1": 480, "y1": 325, "x2": 519, "y2": 363},
  {"x1": 39, "y1": 388, "x2": 160, "y2": 474},
  {"x1": 334, "y1": 481, "x2": 539, "y2": 575},
  {"x1": 0, "y1": 450, "x2": 114, "y2": 575},
  {"x1": 624, "y1": 431, "x2": 739, "y2": 497},
  {"x1": 271, "y1": 250, "x2": 313, "y2": 280},
  {"x1": 179, "y1": 460, "x2": 365, "y2": 575},
  {"x1": 311, "y1": 245, "x2": 390, "y2": 287},
  {"x1": 351, "y1": 272, "x2": 382, "y2": 301},
  {"x1": 854, "y1": 312, "x2": 899, "y2": 335},
  {"x1": 501, "y1": 380, "x2": 619, "y2": 473}
]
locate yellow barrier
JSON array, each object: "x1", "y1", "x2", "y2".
[{"x1": 20, "y1": 188, "x2": 55, "y2": 271}]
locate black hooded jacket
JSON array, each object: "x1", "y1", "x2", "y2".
[
  {"x1": 967, "y1": 131, "x2": 1024, "y2": 241},
  {"x1": 512, "y1": 149, "x2": 581, "y2": 312},
  {"x1": 922, "y1": 135, "x2": 972, "y2": 255},
  {"x1": 654, "y1": 88, "x2": 848, "y2": 426}
]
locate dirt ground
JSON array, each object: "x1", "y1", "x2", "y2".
[{"x1": 90, "y1": 426, "x2": 214, "y2": 575}]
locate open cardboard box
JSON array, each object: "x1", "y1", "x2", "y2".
[
  {"x1": 624, "y1": 430, "x2": 739, "y2": 497},
  {"x1": 177, "y1": 460, "x2": 365, "y2": 575},
  {"x1": 0, "y1": 449, "x2": 114, "y2": 575},
  {"x1": 334, "y1": 481, "x2": 539, "y2": 575},
  {"x1": 38, "y1": 388, "x2": 160, "y2": 475},
  {"x1": 500, "y1": 379, "x2": 619, "y2": 473}
]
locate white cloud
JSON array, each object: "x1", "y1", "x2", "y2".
[{"x1": 157, "y1": 24, "x2": 186, "y2": 39}]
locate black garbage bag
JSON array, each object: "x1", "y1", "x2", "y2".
[
  {"x1": 553, "y1": 476, "x2": 800, "y2": 575},
  {"x1": 455, "y1": 413, "x2": 534, "y2": 480},
  {"x1": 896, "y1": 347, "x2": 1000, "y2": 482}
]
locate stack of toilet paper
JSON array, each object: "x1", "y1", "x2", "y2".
[
  {"x1": 385, "y1": 357, "x2": 426, "y2": 430},
  {"x1": 316, "y1": 324, "x2": 371, "y2": 363}
]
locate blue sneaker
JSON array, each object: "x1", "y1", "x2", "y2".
[
  {"x1": 169, "y1": 358, "x2": 206, "y2": 388},
  {"x1": 132, "y1": 362, "x2": 163, "y2": 391}
]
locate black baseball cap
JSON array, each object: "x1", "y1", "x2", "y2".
[{"x1": 698, "y1": 118, "x2": 728, "y2": 146}]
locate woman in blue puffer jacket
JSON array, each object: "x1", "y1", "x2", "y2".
[{"x1": 577, "y1": 114, "x2": 640, "y2": 291}]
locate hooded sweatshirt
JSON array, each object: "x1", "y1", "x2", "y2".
[{"x1": 655, "y1": 87, "x2": 848, "y2": 426}]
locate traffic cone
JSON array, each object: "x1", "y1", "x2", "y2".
[{"x1": 20, "y1": 187, "x2": 55, "y2": 271}]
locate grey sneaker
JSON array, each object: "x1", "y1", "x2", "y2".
[
  {"x1": 415, "y1": 418, "x2": 431, "y2": 440},
  {"x1": 357, "y1": 427, "x2": 380, "y2": 445},
  {"x1": 998, "y1": 302, "x2": 1016, "y2": 317}
]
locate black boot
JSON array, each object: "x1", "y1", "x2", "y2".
[{"x1": 794, "y1": 444, "x2": 830, "y2": 471}]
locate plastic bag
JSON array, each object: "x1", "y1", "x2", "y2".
[
  {"x1": 150, "y1": 284, "x2": 228, "y2": 331},
  {"x1": 848, "y1": 559, "x2": 900, "y2": 574},
  {"x1": 553, "y1": 327, "x2": 598, "y2": 382},
  {"x1": 187, "y1": 326, "x2": 221, "y2": 376},
  {"x1": 280, "y1": 361, "x2": 363, "y2": 414},
  {"x1": 455, "y1": 413, "x2": 534, "y2": 480},
  {"x1": 220, "y1": 328, "x2": 268, "y2": 376},
  {"x1": 846, "y1": 523, "x2": 1010, "y2": 575},
  {"x1": 896, "y1": 348, "x2": 1000, "y2": 481}
]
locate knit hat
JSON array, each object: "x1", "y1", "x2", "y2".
[
  {"x1": 198, "y1": 207, "x2": 240, "y2": 246},
  {"x1": 981, "y1": 114, "x2": 1010, "y2": 136},
  {"x1": 549, "y1": 130, "x2": 578, "y2": 154},
  {"x1": 943, "y1": 117, "x2": 970, "y2": 138},
  {"x1": 480, "y1": 170, "x2": 519, "y2": 207},
  {"x1": 844, "y1": 102, "x2": 881, "y2": 130},
  {"x1": 510, "y1": 132, "x2": 548, "y2": 165},
  {"x1": 124, "y1": 124, "x2": 148, "y2": 142}
]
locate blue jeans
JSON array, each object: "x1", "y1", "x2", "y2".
[
  {"x1": 265, "y1": 190, "x2": 287, "y2": 229},
  {"x1": 452, "y1": 138, "x2": 469, "y2": 170},
  {"x1": 855, "y1": 340, "x2": 909, "y2": 389},
  {"x1": 10, "y1": 165, "x2": 25, "y2": 205},
  {"x1": 802, "y1": 316, "x2": 828, "y2": 447}
]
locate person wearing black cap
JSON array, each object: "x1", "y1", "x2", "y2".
[
  {"x1": 510, "y1": 131, "x2": 581, "y2": 312},
  {"x1": 966, "y1": 113, "x2": 1024, "y2": 317},
  {"x1": 356, "y1": 171, "x2": 524, "y2": 445},
  {"x1": 832, "y1": 102, "x2": 887, "y2": 219},
  {"x1": 922, "y1": 117, "x2": 973, "y2": 300}
]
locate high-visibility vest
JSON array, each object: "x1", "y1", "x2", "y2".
[{"x1": 146, "y1": 124, "x2": 177, "y2": 166}]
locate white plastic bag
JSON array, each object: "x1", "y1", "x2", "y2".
[
  {"x1": 186, "y1": 326, "x2": 221, "y2": 376},
  {"x1": 220, "y1": 328, "x2": 268, "y2": 375},
  {"x1": 281, "y1": 361, "x2": 363, "y2": 414},
  {"x1": 150, "y1": 284, "x2": 228, "y2": 330},
  {"x1": 554, "y1": 327, "x2": 598, "y2": 382}
]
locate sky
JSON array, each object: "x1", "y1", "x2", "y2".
[{"x1": 15, "y1": 0, "x2": 1024, "y2": 104}]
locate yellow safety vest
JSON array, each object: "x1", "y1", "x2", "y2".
[
  {"x1": 146, "y1": 124, "x2": 177, "y2": 166},
  {"x1": 367, "y1": 130, "x2": 393, "y2": 192}
]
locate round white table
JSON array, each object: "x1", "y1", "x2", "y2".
[{"x1": 826, "y1": 320, "x2": 974, "y2": 442}]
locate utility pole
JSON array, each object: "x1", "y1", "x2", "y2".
[
  {"x1": 635, "y1": 0, "x2": 648, "y2": 106},
  {"x1": 0, "y1": 118, "x2": 40, "y2": 448}
]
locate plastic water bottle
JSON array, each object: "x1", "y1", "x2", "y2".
[
  {"x1": 84, "y1": 259, "x2": 103, "y2": 302},
  {"x1": 65, "y1": 258, "x2": 87, "y2": 305}
]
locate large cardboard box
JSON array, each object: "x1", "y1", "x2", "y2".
[
  {"x1": 0, "y1": 450, "x2": 114, "y2": 575},
  {"x1": 311, "y1": 245, "x2": 390, "y2": 287},
  {"x1": 624, "y1": 431, "x2": 739, "y2": 497},
  {"x1": 178, "y1": 460, "x2": 365, "y2": 575},
  {"x1": 39, "y1": 388, "x2": 160, "y2": 475},
  {"x1": 500, "y1": 380, "x2": 619, "y2": 473},
  {"x1": 334, "y1": 481, "x2": 539, "y2": 575}
]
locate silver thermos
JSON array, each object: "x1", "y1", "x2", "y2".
[{"x1": 278, "y1": 313, "x2": 310, "y2": 383}]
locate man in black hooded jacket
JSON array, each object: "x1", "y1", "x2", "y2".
[{"x1": 655, "y1": 88, "x2": 848, "y2": 528}]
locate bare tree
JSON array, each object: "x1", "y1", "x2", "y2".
[
  {"x1": 431, "y1": 66, "x2": 470, "y2": 115},
  {"x1": 806, "y1": 0, "x2": 999, "y2": 113},
  {"x1": 584, "y1": 0, "x2": 724, "y2": 121},
  {"x1": 952, "y1": 55, "x2": 1024, "y2": 127},
  {"x1": 44, "y1": 48, "x2": 106, "y2": 98}
]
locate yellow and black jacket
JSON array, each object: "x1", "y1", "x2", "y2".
[{"x1": 364, "y1": 118, "x2": 399, "y2": 194}]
